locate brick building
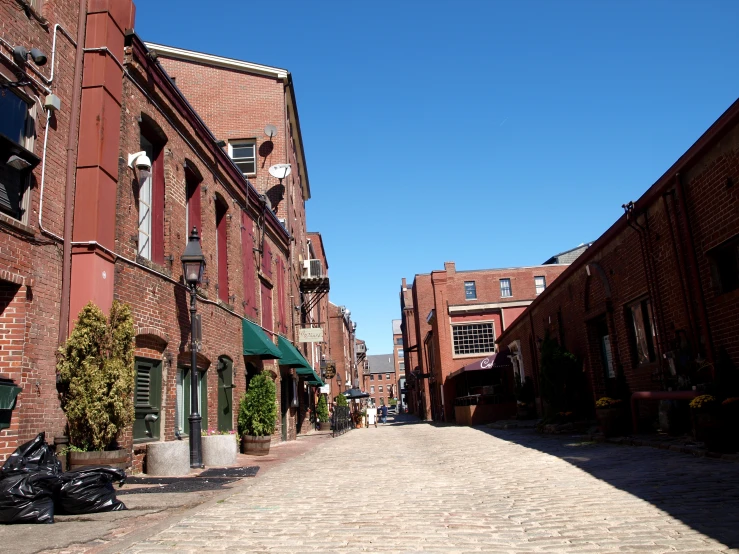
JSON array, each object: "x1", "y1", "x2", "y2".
[
  {"x1": 401, "y1": 261, "x2": 572, "y2": 424},
  {"x1": 391, "y1": 319, "x2": 405, "y2": 410},
  {"x1": 327, "y1": 301, "x2": 357, "y2": 397},
  {"x1": 497, "y1": 97, "x2": 739, "y2": 428},
  {"x1": 0, "y1": 0, "x2": 90, "y2": 458},
  {"x1": 0, "y1": 0, "x2": 331, "y2": 466},
  {"x1": 364, "y1": 354, "x2": 397, "y2": 408}
]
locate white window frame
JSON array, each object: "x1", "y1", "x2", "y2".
[
  {"x1": 500, "y1": 278, "x2": 512, "y2": 298},
  {"x1": 464, "y1": 280, "x2": 477, "y2": 300},
  {"x1": 0, "y1": 87, "x2": 35, "y2": 223},
  {"x1": 385, "y1": 373, "x2": 390, "y2": 380},
  {"x1": 378, "y1": 385, "x2": 383, "y2": 393},
  {"x1": 451, "y1": 320, "x2": 496, "y2": 358},
  {"x1": 138, "y1": 135, "x2": 154, "y2": 260},
  {"x1": 228, "y1": 140, "x2": 257, "y2": 176},
  {"x1": 370, "y1": 386, "x2": 374, "y2": 393},
  {"x1": 535, "y1": 276, "x2": 546, "y2": 295}
]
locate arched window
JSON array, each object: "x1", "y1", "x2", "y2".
[
  {"x1": 215, "y1": 194, "x2": 229, "y2": 302},
  {"x1": 184, "y1": 159, "x2": 202, "y2": 238},
  {"x1": 138, "y1": 114, "x2": 167, "y2": 263}
]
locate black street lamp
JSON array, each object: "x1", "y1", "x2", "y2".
[{"x1": 181, "y1": 227, "x2": 206, "y2": 468}]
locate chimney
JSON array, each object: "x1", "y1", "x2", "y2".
[
  {"x1": 444, "y1": 261, "x2": 456, "y2": 274},
  {"x1": 401, "y1": 277, "x2": 407, "y2": 290}
]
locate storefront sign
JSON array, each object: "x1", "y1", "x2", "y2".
[{"x1": 298, "y1": 328, "x2": 324, "y2": 342}]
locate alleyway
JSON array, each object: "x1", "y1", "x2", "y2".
[{"x1": 121, "y1": 417, "x2": 739, "y2": 553}]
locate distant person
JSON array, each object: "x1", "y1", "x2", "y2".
[{"x1": 381, "y1": 404, "x2": 388, "y2": 424}]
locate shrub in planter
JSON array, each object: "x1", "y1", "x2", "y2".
[
  {"x1": 689, "y1": 394, "x2": 721, "y2": 448},
  {"x1": 57, "y1": 302, "x2": 135, "y2": 467},
  {"x1": 316, "y1": 395, "x2": 329, "y2": 430},
  {"x1": 595, "y1": 397, "x2": 625, "y2": 437},
  {"x1": 238, "y1": 373, "x2": 276, "y2": 455},
  {"x1": 335, "y1": 394, "x2": 348, "y2": 407}
]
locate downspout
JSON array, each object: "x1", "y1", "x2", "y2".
[
  {"x1": 674, "y1": 174, "x2": 715, "y2": 370},
  {"x1": 662, "y1": 189, "x2": 698, "y2": 351},
  {"x1": 58, "y1": 0, "x2": 87, "y2": 344}
]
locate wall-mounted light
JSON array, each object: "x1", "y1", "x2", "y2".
[
  {"x1": 128, "y1": 151, "x2": 152, "y2": 180},
  {"x1": 12, "y1": 46, "x2": 48, "y2": 66}
]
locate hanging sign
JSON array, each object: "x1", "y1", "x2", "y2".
[{"x1": 299, "y1": 328, "x2": 324, "y2": 343}]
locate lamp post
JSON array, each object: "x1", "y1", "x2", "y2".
[{"x1": 181, "y1": 227, "x2": 206, "y2": 468}]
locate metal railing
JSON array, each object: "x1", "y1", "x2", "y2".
[{"x1": 332, "y1": 406, "x2": 352, "y2": 437}]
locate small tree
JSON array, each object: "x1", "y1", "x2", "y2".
[
  {"x1": 238, "y1": 372, "x2": 277, "y2": 436},
  {"x1": 316, "y1": 394, "x2": 329, "y2": 423},
  {"x1": 335, "y1": 393, "x2": 348, "y2": 407},
  {"x1": 57, "y1": 301, "x2": 135, "y2": 451}
]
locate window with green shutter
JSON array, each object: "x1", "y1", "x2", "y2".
[{"x1": 133, "y1": 358, "x2": 162, "y2": 442}]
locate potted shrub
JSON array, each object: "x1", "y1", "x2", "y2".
[
  {"x1": 595, "y1": 397, "x2": 624, "y2": 437},
  {"x1": 690, "y1": 394, "x2": 720, "y2": 448},
  {"x1": 238, "y1": 372, "x2": 276, "y2": 456},
  {"x1": 57, "y1": 301, "x2": 135, "y2": 470},
  {"x1": 316, "y1": 395, "x2": 329, "y2": 431}
]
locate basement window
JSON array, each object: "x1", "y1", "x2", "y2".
[{"x1": 708, "y1": 235, "x2": 739, "y2": 295}]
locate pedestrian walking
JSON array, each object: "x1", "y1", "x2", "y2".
[{"x1": 381, "y1": 404, "x2": 388, "y2": 424}]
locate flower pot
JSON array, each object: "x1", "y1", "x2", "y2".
[
  {"x1": 69, "y1": 449, "x2": 128, "y2": 471},
  {"x1": 596, "y1": 407, "x2": 623, "y2": 437},
  {"x1": 317, "y1": 421, "x2": 328, "y2": 431},
  {"x1": 202, "y1": 434, "x2": 238, "y2": 466},
  {"x1": 692, "y1": 410, "x2": 722, "y2": 449},
  {"x1": 241, "y1": 434, "x2": 271, "y2": 456}
]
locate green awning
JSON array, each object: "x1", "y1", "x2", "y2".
[
  {"x1": 0, "y1": 384, "x2": 21, "y2": 410},
  {"x1": 276, "y1": 336, "x2": 325, "y2": 386},
  {"x1": 242, "y1": 319, "x2": 281, "y2": 359}
]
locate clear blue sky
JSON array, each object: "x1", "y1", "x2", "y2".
[{"x1": 137, "y1": 0, "x2": 739, "y2": 355}]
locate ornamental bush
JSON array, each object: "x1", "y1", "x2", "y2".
[
  {"x1": 238, "y1": 373, "x2": 277, "y2": 437},
  {"x1": 57, "y1": 301, "x2": 135, "y2": 451},
  {"x1": 316, "y1": 395, "x2": 329, "y2": 423},
  {"x1": 335, "y1": 393, "x2": 348, "y2": 407},
  {"x1": 595, "y1": 397, "x2": 623, "y2": 409},
  {"x1": 689, "y1": 394, "x2": 718, "y2": 411}
]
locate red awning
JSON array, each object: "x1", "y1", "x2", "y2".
[{"x1": 448, "y1": 348, "x2": 511, "y2": 380}]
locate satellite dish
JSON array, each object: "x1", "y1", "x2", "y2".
[
  {"x1": 268, "y1": 164, "x2": 292, "y2": 180},
  {"x1": 264, "y1": 124, "x2": 278, "y2": 139}
]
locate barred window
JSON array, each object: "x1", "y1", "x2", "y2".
[{"x1": 452, "y1": 322, "x2": 496, "y2": 355}]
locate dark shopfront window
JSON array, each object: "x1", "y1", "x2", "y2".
[{"x1": 627, "y1": 299, "x2": 656, "y2": 366}]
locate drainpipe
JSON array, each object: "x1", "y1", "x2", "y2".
[
  {"x1": 58, "y1": 0, "x2": 87, "y2": 344},
  {"x1": 674, "y1": 174, "x2": 715, "y2": 370},
  {"x1": 662, "y1": 189, "x2": 698, "y2": 352}
]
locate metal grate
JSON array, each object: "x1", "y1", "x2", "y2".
[{"x1": 452, "y1": 323, "x2": 496, "y2": 355}]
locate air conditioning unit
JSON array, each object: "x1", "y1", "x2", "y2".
[{"x1": 302, "y1": 259, "x2": 323, "y2": 278}]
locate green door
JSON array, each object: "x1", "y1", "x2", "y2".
[
  {"x1": 181, "y1": 367, "x2": 208, "y2": 435},
  {"x1": 134, "y1": 358, "x2": 162, "y2": 442},
  {"x1": 217, "y1": 357, "x2": 234, "y2": 432}
]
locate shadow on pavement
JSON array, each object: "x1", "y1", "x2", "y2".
[
  {"x1": 481, "y1": 426, "x2": 739, "y2": 549},
  {"x1": 121, "y1": 466, "x2": 259, "y2": 495}
]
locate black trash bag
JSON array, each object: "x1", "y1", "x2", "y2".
[
  {"x1": 1, "y1": 432, "x2": 61, "y2": 477},
  {"x1": 0, "y1": 471, "x2": 57, "y2": 524},
  {"x1": 54, "y1": 466, "x2": 127, "y2": 514}
]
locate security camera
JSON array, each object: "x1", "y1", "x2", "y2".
[
  {"x1": 29, "y1": 48, "x2": 47, "y2": 66},
  {"x1": 127, "y1": 151, "x2": 152, "y2": 172},
  {"x1": 12, "y1": 46, "x2": 48, "y2": 66}
]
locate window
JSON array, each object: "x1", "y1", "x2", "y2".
[
  {"x1": 185, "y1": 162, "x2": 202, "y2": 237},
  {"x1": 370, "y1": 374, "x2": 374, "y2": 381},
  {"x1": 380, "y1": 397, "x2": 385, "y2": 405},
  {"x1": 378, "y1": 386, "x2": 383, "y2": 393},
  {"x1": 133, "y1": 358, "x2": 162, "y2": 442},
  {"x1": 0, "y1": 88, "x2": 36, "y2": 222},
  {"x1": 175, "y1": 366, "x2": 208, "y2": 436},
  {"x1": 370, "y1": 386, "x2": 375, "y2": 393},
  {"x1": 215, "y1": 195, "x2": 229, "y2": 302},
  {"x1": 708, "y1": 235, "x2": 739, "y2": 294},
  {"x1": 229, "y1": 141, "x2": 256, "y2": 176},
  {"x1": 394, "y1": 337, "x2": 403, "y2": 345},
  {"x1": 386, "y1": 373, "x2": 390, "y2": 380},
  {"x1": 500, "y1": 279, "x2": 512, "y2": 298},
  {"x1": 261, "y1": 282, "x2": 273, "y2": 331},
  {"x1": 535, "y1": 276, "x2": 546, "y2": 295},
  {"x1": 241, "y1": 212, "x2": 258, "y2": 319},
  {"x1": 378, "y1": 374, "x2": 383, "y2": 381},
  {"x1": 464, "y1": 281, "x2": 477, "y2": 300},
  {"x1": 398, "y1": 350, "x2": 404, "y2": 358},
  {"x1": 627, "y1": 299, "x2": 656, "y2": 365},
  {"x1": 399, "y1": 361, "x2": 405, "y2": 370},
  {"x1": 452, "y1": 322, "x2": 496, "y2": 355},
  {"x1": 138, "y1": 125, "x2": 165, "y2": 264}
]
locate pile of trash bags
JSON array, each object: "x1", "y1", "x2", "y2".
[{"x1": 0, "y1": 433, "x2": 127, "y2": 524}]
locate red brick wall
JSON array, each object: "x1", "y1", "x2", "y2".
[{"x1": 0, "y1": 0, "x2": 83, "y2": 460}]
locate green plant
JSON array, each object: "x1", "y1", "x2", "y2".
[
  {"x1": 57, "y1": 301, "x2": 135, "y2": 451},
  {"x1": 595, "y1": 397, "x2": 623, "y2": 409},
  {"x1": 335, "y1": 393, "x2": 348, "y2": 407},
  {"x1": 389, "y1": 398, "x2": 398, "y2": 406},
  {"x1": 238, "y1": 372, "x2": 277, "y2": 436},
  {"x1": 689, "y1": 394, "x2": 718, "y2": 411},
  {"x1": 539, "y1": 331, "x2": 588, "y2": 418},
  {"x1": 316, "y1": 395, "x2": 329, "y2": 423}
]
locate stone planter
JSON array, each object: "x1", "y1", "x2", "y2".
[
  {"x1": 241, "y1": 435, "x2": 271, "y2": 456},
  {"x1": 69, "y1": 449, "x2": 128, "y2": 471},
  {"x1": 146, "y1": 440, "x2": 190, "y2": 476},
  {"x1": 317, "y1": 421, "x2": 328, "y2": 431},
  {"x1": 202, "y1": 434, "x2": 238, "y2": 466},
  {"x1": 595, "y1": 407, "x2": 623, "y2": 437}
]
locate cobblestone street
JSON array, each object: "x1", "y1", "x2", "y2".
[{"x1": 121, "y1": 417, "x2": 739, "y2": 553}]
